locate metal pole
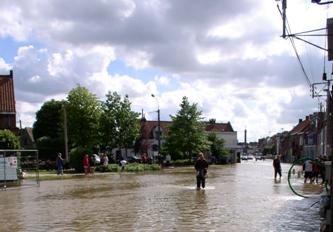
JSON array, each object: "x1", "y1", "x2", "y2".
[
  {"x1": 64, "y1": 106, "x2": 69, "y2": 162},
  {"x1": 158, "y1": 108, "x2": 161, "y2": 161},
  {"x1": 282, "y1": 0, "x2": 287, "y2": 38},
  {"x1": 3, "y1": 151, "x2": 6, "y2": 190},
  {"x1": 328, "y1": 85, "x2": 333, "y2": 232},
  {"x1": 151, "y1": 94, "x2": 161, "y2": 164}
]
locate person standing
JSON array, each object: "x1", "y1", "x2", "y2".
[
  {"x1": 56, "y1": 153, "x2": 64, "y2": 175},
  {"x1": 273, "y1": 155, "x2": 282, "y2": 180},
  {"x1": 195, "y1": 152, "x2": 209, "y2": 190},
  {"x1": 83, "y1": 154, "x2": 90, "y2": 175},
  {"x1": 103, "y1": 154, "x2": 109, "y2": 166},
  {"x1": 120, "y1": 159, "x2": 127, "y2": 171},
  {"x1": 303, "y1": 159, "x2": 313, "y2": 184}
]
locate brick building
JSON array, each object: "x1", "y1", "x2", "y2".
[{"x1": 0, "y1": 70, "x2": 18, "y2": 133}]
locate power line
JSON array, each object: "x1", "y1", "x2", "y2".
[{"x1": 277, "y1": 4, "x2": 312, "y2": 87}]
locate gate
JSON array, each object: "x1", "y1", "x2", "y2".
[{"x1": 0, "y1": 149, "x2": 39, "y2": 190}]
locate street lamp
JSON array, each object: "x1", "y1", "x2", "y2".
[
  {"x1": 63, "y1": 105, "x2": 69, "y2": 162},
  {"x1": 151, "y1": 94, "x2": 161, "y2": 163}
]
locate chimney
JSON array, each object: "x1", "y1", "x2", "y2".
[{"x1": 299, "y1": 119, "x2": 302, "y2": 124}]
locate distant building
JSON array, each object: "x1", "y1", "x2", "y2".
[
  {"x1": 0, "y1": 71, "x2": 35, "y2": 149},
  {"x1": 20, "y1": 127, "x2": 36, "y2": 149},
  {"x1": 134, "y1": 118, "x2": 238, "y2": 162},
  {"x1": 205, "y1": 121, "x2": 237, "y2": 149},
  {"x1": 0, "y1": 70, "x2": 18, "y2": 133}
]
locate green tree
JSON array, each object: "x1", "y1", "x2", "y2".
[
  {"x1": 0, "y1": 129, "x2": 20, "y2": 149},
  {"x1": 100, "y1": 92, "x2": 140, "y2": 155},
  {"x1": 207, "y1": 133, "x2": 229, "y2": 163},
  {"x1": 32, "y1": 99, "x2": 65, "y2": 159},
  {"x1": 66, "y1": 85, "x2": 101, "y2": 149},
  {"x1": 33, "y1": 99, "x2": 65, "y2": 139},
  {"x1": 164, "y1": 96, "x2": 208, "y2": 161}
]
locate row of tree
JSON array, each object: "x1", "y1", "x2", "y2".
[{"x1": 0, "y1": 85, "x2": 230, "y2": 167}]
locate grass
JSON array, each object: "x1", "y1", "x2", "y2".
[{"x1": 23, "y1": 163, "x2": 162, "y2": 181}]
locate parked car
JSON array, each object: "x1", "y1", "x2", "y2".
[
  {"x1": 255, "y1": 156, "x2": 263, "y2": 160},
  {"x1": 127, "y1": 155, "x2": 141, "y2": 163},
  {"x1": 241, "y1": 156, "x2": 248, "y2": 161},
  {"x1": 91, "y1": 154, "x2": 101, "y2": 165}
]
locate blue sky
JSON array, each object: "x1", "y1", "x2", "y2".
[{"x1": 0, "y1": 0, "x2": 330, "y2": 142}]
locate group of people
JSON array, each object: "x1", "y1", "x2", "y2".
[
  {"x1": 273, "y1": 155, "x2": 325, "y2": 184},
  {"x1": 83, "y1": 153, "x2": 109, "y2": 175},
  {"x1": 303, "y1": 159, "x2": 323, "y2": 184}
]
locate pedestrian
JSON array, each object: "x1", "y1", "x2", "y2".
[
  {"x1": 120, "y1": 159, "x2": 127, "y2": 171},
  {"x1": 303, "y1": 159, "x2": 313, "y2": 184},
  {"x1": 103, "y1": 154, "x2": 109, "y2": 166},
  {"x1": 83, "y1": 154, "x2": 90, "y2": 175},
  {"x1": 194, "y1": 152, "x2": 209, "y2": 190},
  {"x1": 56, "y1": 152, "x2": 64, "y2": 175},
  {"x1": 273, "y1": 155, "x2": 282, "y2": 179},
  {"x1": 312, "y1": 159, "x2": 321, "y2": 184}
]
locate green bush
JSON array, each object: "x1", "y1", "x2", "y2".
[
  {"x1": 0, "y1": 129, "x2": 20, "y2": 149},
  {"x1": 69, "y1": 147, "x2": 93, "y2": 172},
  {"x1": 95, "y1": 163, "x2": 161, "y2": 172},
  {"x1": 125, "y1": 163, "x2": 161, "y2": 172}
]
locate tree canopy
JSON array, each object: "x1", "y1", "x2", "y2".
[
  {"x1": 164, "y1": 96, "x2": 208, "y2": 160},
  {"x1": 33, "y1": 99, "x2": 65, "y2": 140},
  {"x1": 100, "y1": 92, "x2": 140, "y2": 152},
  {"x1": 207, "y1": 133, "x2": 229, "y2": 163},
  {"x1": 66, "y1": 85, "x2": 101, "y2": 149},
  {"x1": 0, "y1": 129, "x2": 20, "y2": 149},
  {"x1": 32, "y1": 99, "x2": 65, "y2": 159}
]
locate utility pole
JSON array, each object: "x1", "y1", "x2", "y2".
[
  {"x1": 157, "y1": 108, "x2": 161, "y2": 158},
  {"x1": 282, "y1": 0, "x2": 287, "y2": 38},
  {"x1": 151, "y1": 94, "x2": 161, "y2": 164},
  {"x1": 328, "y1": 86, "x2": 333, "y2": 232},
  {"x1": 63, "y1": 106, "x2": 69, "y2": 162}
]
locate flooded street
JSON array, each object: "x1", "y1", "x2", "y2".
[{"x1": 0, "y1": 160, "x2": 322, "y2": 231}]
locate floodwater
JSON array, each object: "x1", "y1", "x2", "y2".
[{"x1": 0, "y1": 160, "x2": 323, "y2": 232}]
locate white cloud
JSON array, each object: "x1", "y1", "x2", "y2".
[
  {"x1": 0, "y1": 58, "x2": 11, "y2": 71},
  {"x1": 0, "y1": 0, "x2": 327, "y2": 142}
]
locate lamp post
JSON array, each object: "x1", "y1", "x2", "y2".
[
  {"x1": 151, "y1": 94, "x2": 161, "y2": 163},
  {"x1": 63, "y1": 105, "x2": 69, "y2": 162}
]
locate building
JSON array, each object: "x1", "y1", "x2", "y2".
[
  {"x1": 135, "y1": 118, "x2": 238, "y2": 162},
  {"x1": 0, "y1": 70, "x2": 18, "y2": 133}
]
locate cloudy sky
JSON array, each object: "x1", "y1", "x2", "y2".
[{"x1": 0, "y1": 0, "x2": 331, "y2": 142}]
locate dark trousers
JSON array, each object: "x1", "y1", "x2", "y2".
[
  {"x1": 274, "y1": 168, "x2": 282, "y2": 179},
  {"x1": 196, "y1": 175, "x2": 206, "y2": 188}
]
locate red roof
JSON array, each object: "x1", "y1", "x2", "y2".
[
  {"x1": 0, "y1": 71, "x2": 16, "y2": 113},
  {"x1": 290, "y1": 118, "x2": 311, "y2": 135},
  {"x1": 205, "y1": 122, "x2": 234, "y2": 132},
  {"x1": 141, "y1": 120, "x2": 234, "y2": 139}
]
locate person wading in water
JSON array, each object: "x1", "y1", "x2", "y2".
[{"x1": 195, "y1": 152, "x2": 209, "y2": 190}]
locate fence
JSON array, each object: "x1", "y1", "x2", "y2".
[{"x1": 0, "y1": 149, "x2": 39, "y2": 190}]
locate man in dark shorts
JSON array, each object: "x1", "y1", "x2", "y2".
[
  {"x1": 195, "y1": 152, "x2": 209, "y2": 189},
  {"x1": 273, "y1": 155, "x2": 282, "y2": 180}
]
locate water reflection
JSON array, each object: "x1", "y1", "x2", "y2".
[{"x1": 0, "y1": 160, "x2": 321, "y2": 231}]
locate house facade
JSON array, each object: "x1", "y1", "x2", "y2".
[
  {"x1": 134, "y1": 118, "x2": 238, "y2": 161},
  {"x1": 0, "y1": 70, "x2": 18, "y2": 133},
  {"x1": 260, "y1": 113, "x2": 325, "y2": 163}
]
